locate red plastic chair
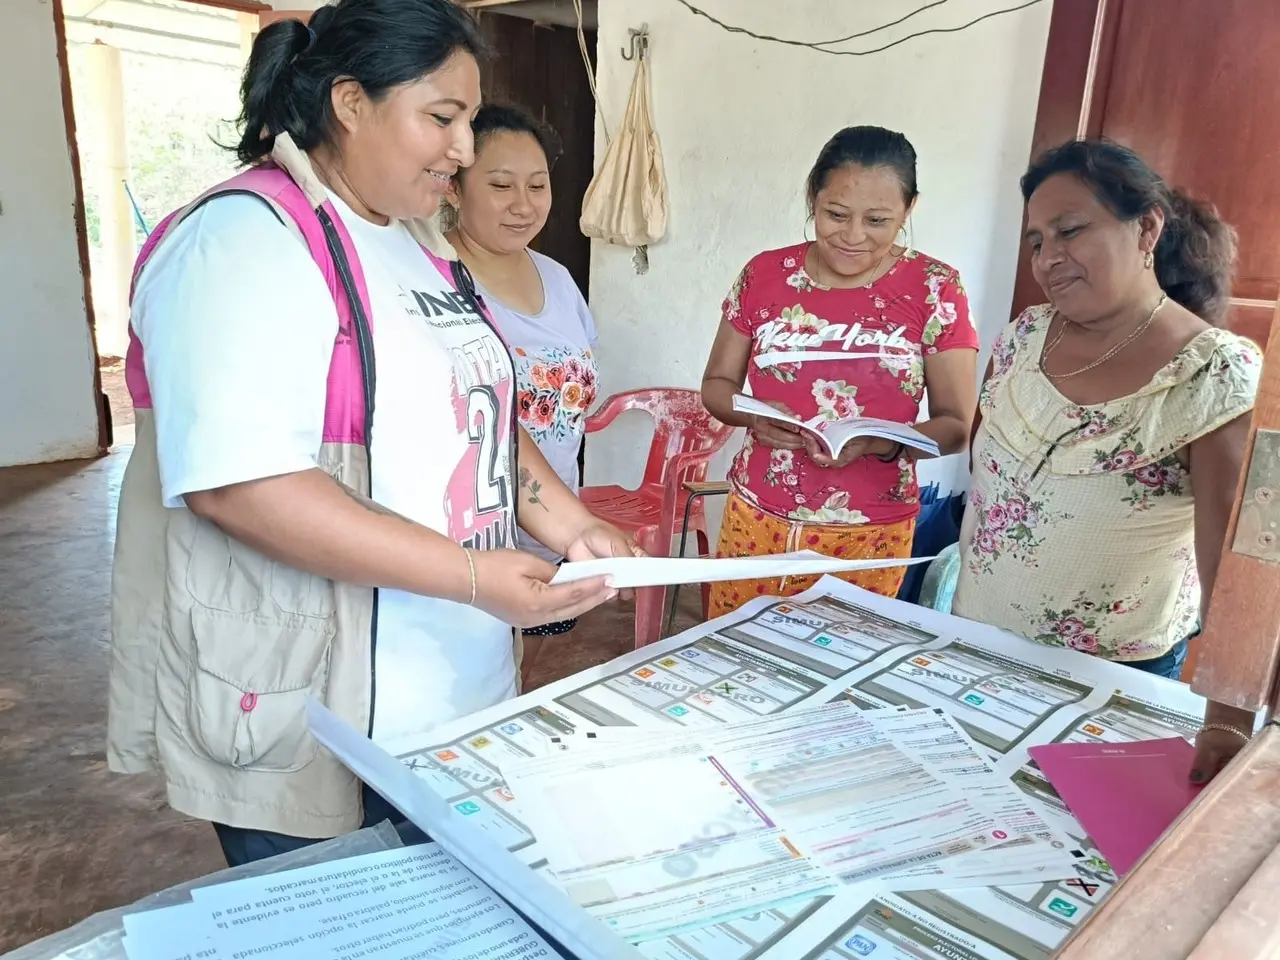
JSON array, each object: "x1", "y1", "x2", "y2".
[{"x1": 579, "y1": 388, "x2": 735, "y2": 648}]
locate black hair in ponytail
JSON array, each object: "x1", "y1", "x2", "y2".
[
  {"x1": 232, "y1": 0, "x2": 488, "y2": 167},
  {"x1": 1021, "y1": 139, "x2": 1237, "y2": 324}
]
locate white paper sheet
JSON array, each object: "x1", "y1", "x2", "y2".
[
  {"x1": 500, "y1": 724, "x2": 838, "y2": 941},
  {"x1": 305, "y1": 700, "x2": 644, "y2": 960},
  {"x1": 121, "y1": 905, "x2": 220, "y2": 960},
  {"x1": 496, "y1": 702, "x2": 1065, "y2": 942},
  {"x1": 120, "y1": 846, "x2": 562, "y2": 960},
  {"x1": 551, "y1": 550, "x2": 932, "y2": 588},
  {"x1": 865, "y1": 709, "x2": 1079, "y2": 887},
  {"x1": 190, "y1": 844, "x2": 556, "y2": 960},
  {"x1": 695, "y1": 704, "x2": 1016, "y2": 888}
]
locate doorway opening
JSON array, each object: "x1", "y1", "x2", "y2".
[{"x1": 61, "y1": 0, "x2": 255, "y2": 445}]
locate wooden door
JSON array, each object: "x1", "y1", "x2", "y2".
[
  {"x1": 1011, "y1": 0, "x2": 1280, "y2": 347},
  {"x1": 478, "y1": 13, "x2": 597, "y2": 298}
]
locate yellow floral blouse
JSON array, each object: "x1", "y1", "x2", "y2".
[{"x1": 953, "y1": 304, "x2": 1261, "y2": 662}]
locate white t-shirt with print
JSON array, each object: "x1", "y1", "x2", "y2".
[
  {"x1": 478, "y1": 250, "x2": 599, "y2": 564},
  {"x1": 131, "y1": 190, "x2": 518, "y2": 749}
]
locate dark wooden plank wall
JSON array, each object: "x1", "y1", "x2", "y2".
[{"x1": 478, "y1": 13, "x2": 597, "y2": 298}]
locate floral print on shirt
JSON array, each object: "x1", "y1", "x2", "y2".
[
  {"x1": 922, "y1": 261, "x2": 965, "y2": 348},
  {"x1": 764, "y1": 448, "x2": 798, "y2": 487},
  {"x1": 812, "y1": 379, "x2": 863, "y2": 420},
  {"x1": 514, "y1": 346, "x2": 599, "y2": 444},
  {"x1": 1012, "y1": 583, "x2": 1150, "y2": 656},
  {"x1": 1122, "y1": 455, "x2": 1187, "y2": 510},
  {"x1": 954, "y1": 305, "x2": 1262, "y2": 662},
  {"x1": 792, "y1": 491, "x2": 870, "y2": 524},
  {"x1": 965, "y1": 478, "x2": 1070, "y2": 577},
  {"x1": 721, "y1": 243, "x2": 979, "y2": 528}
]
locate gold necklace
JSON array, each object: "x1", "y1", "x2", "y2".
[
  {"x1": 1041, "y1": 293, "x2": 1167, "y2": 380},
  {"x1": 809, "y1": 245, "x2": 899, "y2": 289}
]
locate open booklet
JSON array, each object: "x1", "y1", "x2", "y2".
[{"x1": 732, "y1": 394, "x2": 940, "y2": 459}]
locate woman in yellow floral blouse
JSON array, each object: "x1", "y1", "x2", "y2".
[{"x1": 952, "y1": 140, "x2": 1259, "y2": 783}]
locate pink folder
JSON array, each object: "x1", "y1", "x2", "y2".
[{"x1": 1028, "y1": 737, "x2": 1204, "y2": 876}]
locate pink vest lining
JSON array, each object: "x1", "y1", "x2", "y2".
[{"x1": 125, "y1": 165, "x2": 470, "y2": 447}]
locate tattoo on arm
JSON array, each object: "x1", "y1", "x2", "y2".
[
  {"x1": 519, "y1": 467, "x2": 549, "y2": 512},
  {"x1": 338, "y1": 482, "x2": 410, "y2": 522}
]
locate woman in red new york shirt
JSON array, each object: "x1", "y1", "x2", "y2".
[{"x1": 701, "y1": 126, "x2": 980, "y2": 614}]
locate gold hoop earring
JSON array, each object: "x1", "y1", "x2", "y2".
[
  {"x1": 896, "y1": 226, "x2": 909, "y2": 249},
  {"x1": 1143, "y1": 251, "x2": 1154, "y2": 269}
]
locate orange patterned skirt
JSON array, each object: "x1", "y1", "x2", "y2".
[{"x1": 709, "y1": 491, "x2": 916, "y2": 616}]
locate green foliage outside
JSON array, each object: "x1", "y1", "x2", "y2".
[{"x1": 72, "y1": 46, "x2": 241, "y2": 245}]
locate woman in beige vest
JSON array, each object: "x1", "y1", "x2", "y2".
[{"x1": 107, "y1": 0, "x2": 636, "y2": 865}]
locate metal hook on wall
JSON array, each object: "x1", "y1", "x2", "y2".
[{"x1": 621, "y1": 24, "x2": 649, "y2": 61}]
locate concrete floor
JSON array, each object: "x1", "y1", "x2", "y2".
[{"x1": 0, "y1": 448, "x2": 688, "y2": 953}]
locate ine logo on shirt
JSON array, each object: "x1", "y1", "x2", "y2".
[{"x1": 403, "y1": 287, "x2": 486, "y2": 330}]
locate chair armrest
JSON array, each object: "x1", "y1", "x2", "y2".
[
  {"x1": 683, "y1": 480, "x2": 731, "y2": 496},
  {"x1": 584, "y1": 393, "x2": 630, "y2": 434}
]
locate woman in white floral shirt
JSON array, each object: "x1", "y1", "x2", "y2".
[{"x1": 952, "y1": 139, "x2": 1260, "y2": 783}]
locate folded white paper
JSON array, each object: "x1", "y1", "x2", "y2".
[{"x1": 551, "y1": 549, "x2": 932, "y2": 588}]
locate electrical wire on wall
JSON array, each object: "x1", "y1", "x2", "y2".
[{"x1": 670, "y1": 0, "x2": 1046, "y2": 57}]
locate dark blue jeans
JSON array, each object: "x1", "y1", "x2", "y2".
[
  {"x1": 1122, "y1": 637, "x2": 1190, "y2": 681},
  {"x1": 213, "y1": 784, "x2": 427, "y2": 867}
]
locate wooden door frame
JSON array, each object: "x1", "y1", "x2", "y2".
[
  {"x1": 49, "y1": 0, "x2": 109, "y2": 454},
  {"x1": 180, "y1": 0, "x2": 269, "y2": 12},
  {"x1": 1007, "y1": 0, "x2": 1122, "y2": 321}
]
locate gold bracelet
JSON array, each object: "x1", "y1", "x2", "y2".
[
  {"x1": 463, "y1": 548, "x2": 476, "y2": 605},
  {"x1": 1198, "y1": 723, "x2": 1251, "y2": 743}
]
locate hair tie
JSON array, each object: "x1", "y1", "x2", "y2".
[{"x1": 290, "y1": 22, "x2": 317, "y2": 65}]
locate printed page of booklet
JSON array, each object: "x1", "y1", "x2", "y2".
[
  {"x1": 731, "y1": 394, "x2": 940, "y2": 458},
  {"x1": 119, "y1": 845, "x2": 559, "y2": 960}
]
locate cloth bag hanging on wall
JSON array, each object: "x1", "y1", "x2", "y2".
[{"x1": 580, "y1": 56, "x2": 668, "y2": 265}]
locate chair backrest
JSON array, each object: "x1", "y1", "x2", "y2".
[{"x1": 593, "y1": 388, "x2": 735, "y2": 490}]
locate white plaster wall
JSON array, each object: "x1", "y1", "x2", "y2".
[
  {"x1": 585, "y1": 0, "x2": 1051, "y2": 541},
  {"x1": 0, "y1": 1, "x2": 101, "y2": 466}
]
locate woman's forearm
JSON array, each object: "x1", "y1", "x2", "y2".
[
  {"x1": 516, "y1": 429, "x2": 598, "y2": 556},
  {"x1": 184, "y1": 468, "x2": 472, "y2": 601},
  {"x1": 701, "y1": 377, "x2": 755, "y2": 428},
  {"x1": 912, "y1": 413, "x2": 971, "y2": 458}
]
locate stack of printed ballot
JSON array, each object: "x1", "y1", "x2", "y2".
[
  {"x1": 496, "y1": 702, "x2": 1082, "y2": 943},
  {"x1": 119, "y1": 844, "x2": 563, "y2": 960}
]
